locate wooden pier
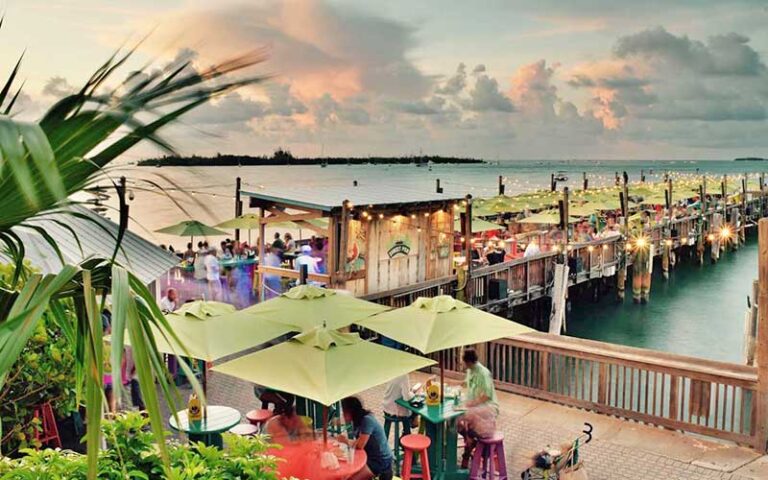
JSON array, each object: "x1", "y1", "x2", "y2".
[{"x1": 362, "y1": 197, "x2": 767, "y2": 316}]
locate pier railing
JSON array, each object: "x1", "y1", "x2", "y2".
[{"x1": 442, "y1": 332, "x2": 760, "y2": 448}]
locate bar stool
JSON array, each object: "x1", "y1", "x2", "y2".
[
  {"x1": 469, "y1": 432, "x2": 507, "y2": 480},
  {"x1": 400, "y1": 434, "x2": 431, "y2": 480},
  {"x1": 246, "y1": 409, "x2": 272, "y2": 431},
  {"x1": 229, "y1": 423, "x2": 259, "y2": 436},
  {"x1": 383, "y1": 413, "x2": 411, "y2": 475}
]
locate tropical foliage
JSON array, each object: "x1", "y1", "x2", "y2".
[
  {"x1": 0, "y1": 262, "x2": 77, "y2": 454},
  {"x1": 0, "y1": 412, "x2": 281, "y2": 479},
  {"x1": 0, "y1": 18, "x2": 266, "y2": 478}
]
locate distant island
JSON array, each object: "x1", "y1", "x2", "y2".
[
  {"x1": 138, "y1": 149, "x2": 484, "y2": 167},
  {"x1": 735, "y1": 157, "x2": 767, "y2": 161}
]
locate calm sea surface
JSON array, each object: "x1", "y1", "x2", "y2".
[{"x1": 112, "y1": 159, "x2": 767, "y2": 362}]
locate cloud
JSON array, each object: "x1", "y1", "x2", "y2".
[
  {"x1": 311, "y1": 93, "x2": 370, "y2": 125},
  {"x1": 144, "y1": 0, "x2": 432, "y2": 100},
  {"x1": 389, "y1": 95, "x2": 446, "y2": 115},
  {"x1": 510, "y1": 60, "x2": 558, "y2": 118},
  {"x1": 42, "y1": 76, "x2": 75, "y2": 97},
  {"x1": 614, "y1": 27, "x2": 765, "y2": 76},
  {"x1": 435, "y1": 63, "x2": 467, "y2": 95},
  {"x1": 463, "y1": 74, "x2": 515, "y2": 112}
]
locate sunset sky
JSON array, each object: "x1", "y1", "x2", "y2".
[{"x1": 2, "y1": 0, "x2": 768, "y2": 160}]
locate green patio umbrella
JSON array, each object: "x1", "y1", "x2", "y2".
[
  {"x1": 142, "y1": 300, "x2": 287, "y2": 362},
  {"x1": 454, "y1": 217, "x2": 504, "y2": 233},
  {"x1": 213, "y1": 284, "x2": 390, "y2": 335},
  {"x1": 358, "y1": 296, "x2": 532, "y2": 355},
  {"x1": 213, "y1": 327, "x2": 435, "y2": 406},
  {"x1": 517, "y1": 210, "x2": 578, "y2": 225},
  {"x1": 216, "y1": 213, "x2": 262, "y2": 243},
  {"x1": 155, "y1": 220, "x2": 228, "y2": 243},
  {"x1": 357, "y1": 295, "x2": 533, "y2": 399},
  {"x1": 212, "y1": 327, "x2": 435, "y2": 442}
]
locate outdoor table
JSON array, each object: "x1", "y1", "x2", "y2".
[
  {"x1": 169, "y1": 405, "x2": 241, "y2": 448},
  {"x1": 220, "y1": 257, "x2": 257, "y2": 269},
  {"x1": 396, "y1": 398, "x2": 468, "y2": 480},
  {"x1": 268, "y1": 439, "x2": 367, "y2": 480}
]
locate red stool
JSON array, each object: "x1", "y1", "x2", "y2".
[
  {"x1": 401, "y1": 434, "x2": 431, "y2": 480},
  {"x1": 469, "y1": 432, "x2": 507, "y2": 480},
  {"x1": 33, "y1": 402, "x2": 61, "y2": 449},
  {"x1": 246, "y1": 409, "x2": 272, "y2": 431}
]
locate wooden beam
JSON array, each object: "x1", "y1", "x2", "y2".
[
  {"x1": 258, "y1": 265, "x2": 331, "y2": 284},
  {"x1": 755, "y1": 218, "x2": 768, "y2": 451}
]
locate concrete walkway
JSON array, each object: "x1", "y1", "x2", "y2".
[{"x1": 181, "y1": 370, "x2": 768, "y2": 480}]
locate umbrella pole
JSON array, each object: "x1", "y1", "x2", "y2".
[
  {"x1": 322, "y1": 405, "x2": 328, "y2": 445},
  {"x1": 202, "y1": 363, "x2": 208, "y2": 422},
  {"x1": 440, "y1": 350, "x2": 445, "y2": 403}
]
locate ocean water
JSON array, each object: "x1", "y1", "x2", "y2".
[{"x1": 109, "y1": 159, "x2": 767, "y2": 361}]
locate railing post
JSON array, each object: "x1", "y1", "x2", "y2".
[
  {"x1": 597, "y1": 363, "x2": 608, "y2": 405},
  {"x1": 669, "y1": 374, "x2": 679, "y2": 420},
  {"x1": 754, "y1": 219, "x2": 768, "y2": 451},
  {"x1": 539, "y1": 352, "x2": 550, "y2": 391}
]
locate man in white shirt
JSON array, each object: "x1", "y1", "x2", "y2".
[
  {"x1": 524, "y1": 238, "x2": 541, "y2": 257},
  {"x1": 159, "y1": 288, "x2": 178, "y2": 313},
  {"x1": 382, "y1": 374, "x2": 417, "y2": 436},
  {"x1": 295, "y1": 245, "x2": 318, "y2": 275},
  {"x1": 205, "y1": 250, "x2": 221, "y2": 300}
]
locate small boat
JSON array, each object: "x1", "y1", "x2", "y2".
[{"x1": 554, "y1": 171, "x2": 568, "y2": 182}]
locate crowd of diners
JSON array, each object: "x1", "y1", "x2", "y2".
[{"x1": 466, "y1": 193, "x2": 714, "y2": 268}]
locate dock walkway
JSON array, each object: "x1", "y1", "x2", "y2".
[{"x1": 191, "y1": 370, "x2": 768, "y2": 479}]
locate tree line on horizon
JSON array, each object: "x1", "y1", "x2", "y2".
[{"x1": 137, "y1": 148, "x2": 484, "y2": 166}]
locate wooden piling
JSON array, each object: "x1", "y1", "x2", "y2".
[
  {"x1": 498, "y1": 175, "x2": 505, "y2": 195},
  {"x1": 752, "y1": 218, "x2": 768, "y2": 451},
  {"x1": 617, "y1": 182, "x2": 630, "y2": 302},
  {"x1": 234, "y1": 177, "x2": 242, "y2": 242},
  {"x1": 711, "y1": 213, "x2": 722, "y2": 263}
]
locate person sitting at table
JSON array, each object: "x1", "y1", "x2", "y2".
[
  {"x1": 457, "y1": 348, "x2": 499, "y2": 469},
  {"x1": 264, "y1": 394, "x2": 311, "y2": 443},
  {"x1": 382, "y1": 374, "x2": 418, "y2": 436},
  {"x1": 339, "y1": 396, "x2": 394, "y2": 480}
]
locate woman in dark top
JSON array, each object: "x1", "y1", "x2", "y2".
[{"x1": 339, "y1": 396, "x2": 394, "y2": 480}]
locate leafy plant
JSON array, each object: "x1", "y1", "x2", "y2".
[
  {"x1": 0, "y1": 18, "x2": 267, "y2": 478},
  {"x1": 0, "y1": 413, "x2": 282, "y2": 480}
]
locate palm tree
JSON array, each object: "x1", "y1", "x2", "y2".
[{"x1": 0, "y1": 20, "x2": 267, "y2": 478}]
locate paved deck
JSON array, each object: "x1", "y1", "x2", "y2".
[{"x1": 167, "y1": 370, "x2": 768, "y2": 480}]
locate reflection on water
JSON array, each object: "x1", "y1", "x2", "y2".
[{"x1": 567, "y1": 237, "x2": 757, "y2": 362}]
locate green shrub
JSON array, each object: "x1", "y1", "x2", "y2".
[
  {"x1": 0, "y1": 263, "x2": 78, "y2": 455},
  {"x1": 0, "y1": 412, "x2": 282, "y2": 479}
]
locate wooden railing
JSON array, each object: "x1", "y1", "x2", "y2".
[
  {"x1": 362, "y1": 275, "x2": 457, "y2": 307},
  {"x1": 449, "y1": 332, "x2": 760, "y2": 447}
]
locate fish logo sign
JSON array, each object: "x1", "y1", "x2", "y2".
[{"x1": 388, "y1": 239, "x2": 411, "y2": 258}]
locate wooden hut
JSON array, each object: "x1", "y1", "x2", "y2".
[{"x1": 243, "y1": 184, "x2": 464, "y2": 297}]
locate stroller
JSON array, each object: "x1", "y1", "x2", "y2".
[{"x1": 521, "y1": 423, "x2": 593, "y2": 480}]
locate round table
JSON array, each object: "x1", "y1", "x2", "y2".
[
  {"x1": 269, "y1": 439, "x2": 368, "y2": 480},
  {"x1": 169, "y1": 405, "x2": 241, "y2": 448}
]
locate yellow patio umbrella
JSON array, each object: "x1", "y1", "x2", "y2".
[
  {"x1": 212, "y1": 284, "x2": 390, "y2": 334},
  {"x1": 212, "y1": 327, "x2": 435, "y2": 442},
  {"x1": 357, "y1": 295, "x2": 533, "y2": 398}
]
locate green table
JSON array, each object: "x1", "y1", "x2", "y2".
[
  {"x1": 396, "y1": 399, "x2": 468, "y2": 480},
  {"x1": 169, "y1": 405, "x2": 242, "y2": 448}
]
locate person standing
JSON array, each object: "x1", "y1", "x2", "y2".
[
  {"x1": 204, "y1": 248, "x2": 221, "y2": 301},
  {"x1": 263, "y1": 245, "x2": 282, "y2": 299},
  {"x1": 283, "y1": 232, "x2": 296, "y2": 252},
  {"x1": 272, "y1": 232, "x2": 286, "y2": 252},
  {"x1": 458, "y1": 348, "x2": 498, "y2": 468}
]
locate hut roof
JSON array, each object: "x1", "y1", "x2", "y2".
[{"x1": 243, "y1": 183, "x2": 464, "y2": 212}]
